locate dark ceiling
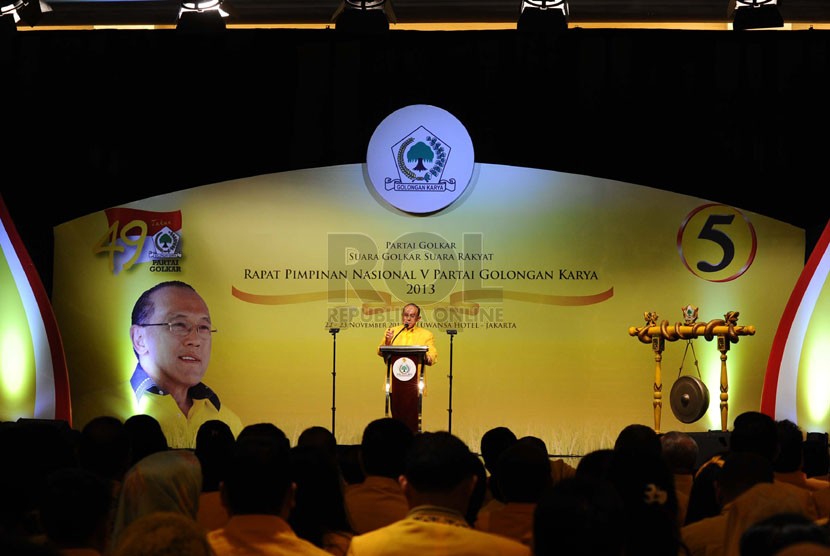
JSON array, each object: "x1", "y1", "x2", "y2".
[{"x1": 25, "y1": 0, "x2": 830, "y2": 28}]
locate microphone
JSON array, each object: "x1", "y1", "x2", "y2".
[{"x1": 390, "y1": 322, "x2": 409, "y2": 344}]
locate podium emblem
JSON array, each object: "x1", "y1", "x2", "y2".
[{"x1": 392, "y1": 357, "x2": 417, "y2": 381}]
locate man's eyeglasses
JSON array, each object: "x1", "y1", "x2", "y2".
[{"x1": 137, "y1": 320, "x2": 217, "y2": 338}]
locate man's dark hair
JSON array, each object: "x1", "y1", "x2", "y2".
[
  {"x1": 223, "y1": 435, "x2": 292, "y2": 515},
  {"x1": 404, "y1": 431, "x2": 478, "y2": 492},
  {"x1": 78, "y1": 415, "x2": 131, "y2": 483},
  {"x1": 661, "y1": 431, "x2": 699, "y2": 474},
  {"x1": 730, "y1": 411, "x2": 779, "y2": 462},
  {"x1": 775, "y1": 419, "x2": 804, "y2": 473},
  {"x1": 297, "y1": 426, "x2": 338, "y2": 463},
  {"x1": 404, "y1": 303, "x2": 421, "y2": 317},
  {"x1": 740, "y1": 512, "x2": 830, "y2": 556},
  {"x1": 360, "y1": 417, "x2": 414, "y2": 478},
  {"x1": 803, "y1": 432, "x2": 830, "y2": 478},
  {"x1": 131, "y1": 281, "x2": 197, "y2": 326},
  {"x1": 236, "y1": 423, "x2": 290, "y2": 452},
  {"x1": 124, "y1": 414, "x2": 169, "y2": 468},
  {"x1": 496, "y1": 436, "x2": 552, "y2": 503},
  {"x1": 195, "y1": 420, "x2": 236, "y2": 492},
  {"x1": 479, "y1": 426, "x2": 518, "y2": 502},
  {"x1": 480, "y1": 426, "x2": 517, "y2": 474},
  {"x1": 576, "y1": 448, "x2": 615, "y2": 481},
  {"x1": 614, "y1": 423, "x2": 662, "y2": 463}
]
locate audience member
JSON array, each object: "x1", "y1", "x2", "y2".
[
  {"x1": 479, "y1": 426, "x2": 518, "y2": 508},
  {"x1": 73, "y1": 416, "x2": 132, "y2": 553},
  {"x1": 721, "y1": 482, "x2": 814, "y2": 556},
  {"x1": 686, "y1": 411, "x2": 783, "y2": 525},
  {"x1": 614, "y1": 422, "x2": 663, "y2": 461},
  {"x1": 111, "y1": 449, "x2": 203, "y2": 548},
  {"x1": 111, "y1": 511, "x2": 214, "y2": 556},
  {"x1": 466, "y1": 455, "x2": 489, "y2": 526},
  {"x1": 337, "y1": 444, "x2": 366, "y2": 486},
  {"x1": 609, "y1": 423, "x2": 688, "y2": 556},
  {"x1": 194, "y1": 419, "x2": 236, "y2": 531},
  {"x1": 289, "y1": 444, "x2": 355, "y2": 555},
  {"x1": 123, "y1": 414, "x2": 169, "y2": 468},
  {"x1": 236, "y1": 422, "x2": 290, "y2": 451},
  {"x1": 519, "y1": 435, "x2": 576, "y2": 486},
  {"x1": 661, "y1": 430, "x2": 699, "y2": 526},
  {"x1": 681, "y1": 451, "x2": 777, "y2": 556},
  {"x1": 474, "y1": 437, "x2": 552, "y2": 546},
  {"x1": 775, "y1": 419, "x2": 830, "y2": 492},
  {"x1": 208, "y1": 433, "x2": 330, "y2": 555},
  {"x1": 344, "y1": 417, "x2": 413, "y2": 534},
  {"x1": 575, "y1": 448, "x2": 615, "y2": 481},
  {"x1": 77, "y1": 416, "x2": 132, "y2": 493},
  {"x1": 297, "y1": 426, "x2": 339, "y2": 464},
  {"x1": 532, "y1": 475, "x2": 625, "y2": 556},
  {"x1": 803, "y1": 433, "x2": 830, "y2": 481},
  {"x1": 346, "y1": 430, "x2": 530, "y2": 556},
  {"x1": 739, "y1": 512, "x2": 830, "y2": 556},
  {"x1": 38, "y1": 467, "x2": 113, "y2": 556}
]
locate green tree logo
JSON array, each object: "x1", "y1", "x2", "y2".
[
  {"x1": 407, "y1": 142, "x2": 434, "y2": 172},
  {"x1": 156, "y1": 232, "x2": 174, "y2": 251}
]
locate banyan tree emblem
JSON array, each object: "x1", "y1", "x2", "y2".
[
  {"x1": 150, "y1": 226, "x2": 182, "y2": 259},
  {"x1": 385, "y1": 126, "x2": 456, "y2": 192}
]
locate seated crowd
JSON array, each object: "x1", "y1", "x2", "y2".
[{"x1": 1, "y1": 411, "x2": 829, "y2": 556}]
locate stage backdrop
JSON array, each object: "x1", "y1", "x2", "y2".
[{"x1": 51, "y1": 163, "x2": 805, "y2": 455}]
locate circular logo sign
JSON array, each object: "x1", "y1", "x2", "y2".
[
  {"x1": 392, "y1": 357, "x2": 418, "y2": 381},
  {"x1": 677, "y1": 203, "x2": 757, "y2": 282},
  {"x1": 367, "y1": 104, "x2": 475, "y2": 214}
]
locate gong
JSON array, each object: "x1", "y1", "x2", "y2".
[{"x1": 670, "y1": 375, "x2": 710, "y2": 424}]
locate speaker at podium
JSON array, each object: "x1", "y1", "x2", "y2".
[{"x1": 379, "y1": 345, "x2": 428, "y2": 433}]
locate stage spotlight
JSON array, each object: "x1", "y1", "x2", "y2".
[
  {"x1": 177, "y1": 0, "x2": 228, "y2": 32},
  {"x1": 731, "y1": 0, "x2": 784, "y2": 30},
  {"x1": 333, "y1": 0, "x2": 396, "y2": 33},
  {"x1": 517, "y1": 0, "x2": 569, "y2": 33},
  {"x1": 0, "y1": 0, "x2": 48, "y2": 29}
]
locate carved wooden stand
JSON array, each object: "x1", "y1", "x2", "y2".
[{"x1": 628, "y1": 306, "x2": 755, "y2": 432}]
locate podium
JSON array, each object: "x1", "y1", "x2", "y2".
[{"x1": 380, "y1": 345, "x2": 428, "y2": 433}]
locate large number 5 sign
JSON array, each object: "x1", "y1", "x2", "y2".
[{"x1": 677, "y1": 204, "x2": 757, "y2": 282}]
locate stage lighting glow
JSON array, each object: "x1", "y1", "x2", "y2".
[
  {"x1": 803, "y1": 319, "x2": 830, "y2": 424},
  {"x1": 0, "y1": 328, "x2": 29, "y2": 397},
  {"x1": 1, "y1": 195, "x2": 69, "y2": 422},
  {"x1": 763, "y1": 219, "x2": 830, "y2": 432}
]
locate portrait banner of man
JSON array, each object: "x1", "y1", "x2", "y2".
[{"x1": 128, "y1": 281, "x2": 242, "y2": 448}]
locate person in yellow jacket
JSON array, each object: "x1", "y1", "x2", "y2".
[
  {"x1": 378, "y1": 303, "x2": 437, "y2": 432},
  {"x1": 346, "y1": 431, "x2": 530, "y2": 556},
  {"x1": 378, "y1": 303, "x2": 437, "y2": 364}
]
